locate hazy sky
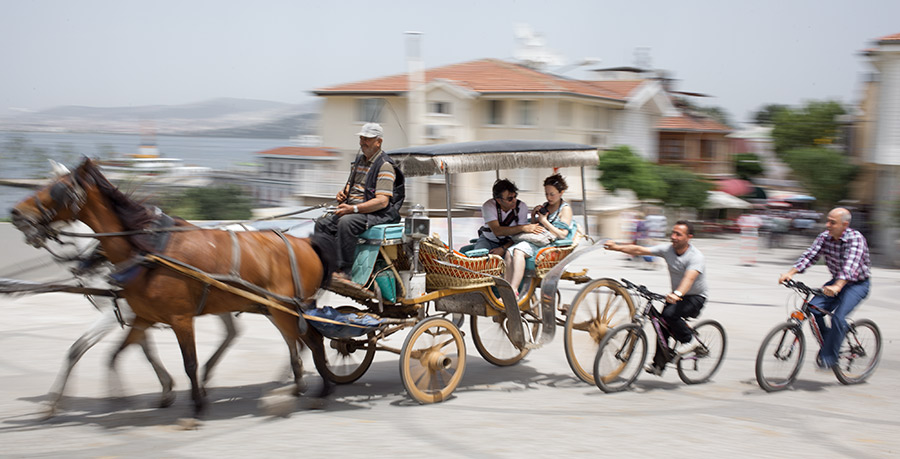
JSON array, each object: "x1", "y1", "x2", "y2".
[{"x1": 1, "y1": 0, "x2": 898, "y2": 124}]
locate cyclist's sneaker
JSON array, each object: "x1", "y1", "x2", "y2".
[
  {"x1": 815, "y1": 354, "x2": 835, "y2": 372},
  {"x1": 644, "y1": 364, "x2": 664, "y2": 376},
  {"x1": 675, "y1": 337, "x2": 699, "y2": 356}
]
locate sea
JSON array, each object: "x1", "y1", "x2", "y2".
[{"x1": 0, "y1": 131, "x2": 290, "y2": 218}]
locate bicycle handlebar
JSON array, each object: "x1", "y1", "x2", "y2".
[
  {"x1": 782, "y1": 279, "x2": 825, "y2": 297},
  {"x1": 620, "y1": 278, "x2": 667, "y2": 303}
]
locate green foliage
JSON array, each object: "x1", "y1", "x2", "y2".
[
  {"x1": 597, "y1": 145, "x2": 710, "y2": 209},
  {"x1": 772, "y1": 100, "x2": 846, "y2": 156},
  {"x1": 752, "y1": 104, "x2": 788, "y2": 125},
  {"x1": 693, "y1": 106, "x2": 733, "y2": 128},
  {"x1": 597, "y1": 145, "x2": 665, "y2": 200},
  {"x1": 734, "y1": 153, "x2": 764, "y2": 180},
  {"x1": 160, "y1": 185, "x2": 253, "y2": 221},
  {"x1": 654, "y1": 164, "x2": 712, "y2": 209},
  {"x1": 782, "y1": 147, "x2": 857, "y2": 210}
]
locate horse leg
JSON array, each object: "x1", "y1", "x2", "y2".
[
  {"x1": 170, "y1": 316, "x2": 206, "y2": 418},
  {"x1": 107, "y1": 318, "x2": 154, "y2": 399},
  {"x1": 44, "y1": 307, "x2": 120, "y2": 418},
  {"x1": 267, "y1": 312, "x2": 312, "y2": 397},
  {"x1": 300, "y1": 327, "x2": 335, "y2": 398},
  {"x1": 135, "y1": 331, "x2": 176, "y2": 408},
  {"x1": 201, "y1": 313, "x2": 239, "y2": 386}
]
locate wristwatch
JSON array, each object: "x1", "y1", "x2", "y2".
[
  {"x1": 353, "y1": 205, "x2": 359, "y2": 214},
  {"x1": 673, "y1": 290, "x2": 683, "y2": 298}
]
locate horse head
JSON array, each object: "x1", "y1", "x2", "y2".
[{"x1": 10, "y1": 158, "x2": 93, "y2": 248}]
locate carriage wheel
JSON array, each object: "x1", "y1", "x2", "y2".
[
  {"x1": 563, "y1": 278, "x2": 635, "y2": 385},
  {"x1": 399, "y1": 317, "x2": 466, "y2": 404},
  {"x1": 320, "y1": 306, "x2": 376, "y2": 384},
  {"x1": 470, "y1": 312, "x2": 540, "y2": 366}
]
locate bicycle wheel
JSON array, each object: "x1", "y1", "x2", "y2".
[
  {"x1": 833, "y1": 319, "x2": 882, "y2": 385},
  {"x1": 593, "y1": 323, "x2": 647, "y2": 393},
  {"x1": 563, "y1": 278, "x2": 636, "y2": 385},
  {"x1": 677, "y1": 320, "x2": 726, "y2": 385},
  {"x1": 755, "y1": 322, "x2": 805, "y2": 392}
]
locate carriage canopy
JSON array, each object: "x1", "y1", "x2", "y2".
[{"x1": 386, "y1": 140, "x2": 599, "y2": 177}]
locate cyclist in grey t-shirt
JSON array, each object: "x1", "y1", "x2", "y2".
[{"x1": 604, "y1": 220, "x2": 707, "y2": 375}]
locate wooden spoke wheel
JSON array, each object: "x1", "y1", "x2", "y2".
[
  {"x1": 563, "y1": 278, "x2": 635, "y2": 385},
  {"x1": 320, "y1": 306, "x2": 376, "y2": 384},
  {"x1": 470, "y1": 294, "x2": 541, "y2": 366},
  {"x1": 399, "y1": 317, "x2": 466, "y2": 404}
]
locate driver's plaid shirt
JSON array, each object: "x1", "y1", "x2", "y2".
[{"x1": 793, "y1": 227, "x2": 871, "y2": 282}]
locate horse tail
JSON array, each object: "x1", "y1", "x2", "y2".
[{"x1": 308, "y1": 233, "x2": 337, "y2": 288}]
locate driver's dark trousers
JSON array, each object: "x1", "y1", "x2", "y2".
[{"x1": 314, "y1": 213, "x2": 367, "y2": 276}]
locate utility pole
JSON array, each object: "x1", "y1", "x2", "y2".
[{"x1": 405, "y1": 31, "x2": 427, "y2": 208}]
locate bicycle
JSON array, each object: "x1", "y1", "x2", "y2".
[
  {"x1": 592, "y1": 278, "x2": 727, "y2": 393},
  {"x1": 755, "y1": 279, "x2": 882, "y2": 392}
]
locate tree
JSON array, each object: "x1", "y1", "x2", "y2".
[
  {"x1": 654, "y1": 165, "x2": 711, "y2": 209},
  {"x1": 596, "y1": 145, "x2": 665, "y2": 200},
  {"x1": 693, "y1": 106, "x2": 733, "y2": 128},
  {"x1": 160, "y1": 185, "x2": 253, "y2": 220},
  {"x1": 752, "y1": 104, "x2": 788, "y2": 125},
  {"x1": 772, "y1": 100, "x2": 846, "y2": 156},
  {"x1": 782, "y1": 147, "x2": 857, "y2": 210},
  {"x1": 734, "y1": 153, "x2": 764, "y2": 180}
]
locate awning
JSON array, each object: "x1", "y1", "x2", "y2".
[{"x1": 704, "y1": 191, "x2": 753, "y2": 209}]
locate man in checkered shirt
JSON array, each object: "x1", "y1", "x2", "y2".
[{"x1": 778, "y1": 207, "x2": 871, "y2": 369}]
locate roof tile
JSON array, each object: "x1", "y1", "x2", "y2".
[{"x1": 315, "y1": 59, "x2": 632, "y2": 102}]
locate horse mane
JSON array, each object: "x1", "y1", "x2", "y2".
[{"x1": 79, "y1": 159, "x2": 158, "y2": 251}]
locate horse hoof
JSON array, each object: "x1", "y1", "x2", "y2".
[
  {"x1": 38, "y1": 405, "x2": 57, "y2": 421},
  {"x1": 176, "y1": 417, "x2": 202, "y2": 430},
  {"x1": 259, "y1": 390, "x2": 296, "y2": 418}
]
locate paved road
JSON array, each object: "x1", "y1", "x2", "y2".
[{"x1": 1, "y1": 225, "x2": 898, "y2": 458}]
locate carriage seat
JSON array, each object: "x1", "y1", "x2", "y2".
[
  {"x1": 358, "y1": 223, "x2": 404, "y2": 246},
  {"x1": 525, "y1": 223, "x2": 580, "y2": 273}
]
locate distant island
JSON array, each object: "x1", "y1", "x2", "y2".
[{"x1": 0, "y1": 97, "x2": 321, "y2": 140}]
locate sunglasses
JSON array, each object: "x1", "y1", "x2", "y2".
[{"x1": 497, "y1": 194, "x2": 517, "y2": 203}]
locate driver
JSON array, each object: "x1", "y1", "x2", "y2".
[{"x1": 313, "y1": 123, "x2": 404, "y2": 281}]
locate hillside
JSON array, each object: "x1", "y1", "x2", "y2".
[{"x1": 0, "y1": 98, "x2": 321, "y2": 138}]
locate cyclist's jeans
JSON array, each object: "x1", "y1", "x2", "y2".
[
  {"x1": 652, "y1": 295, "x2": 705, "y2": 369},
  {"x1": 810, "y1": 278, "x2": 870, "y2": 367}
]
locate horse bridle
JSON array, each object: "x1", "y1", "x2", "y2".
[{"x1": 13, "y1": 172, "x2": 88, "y2": 248}]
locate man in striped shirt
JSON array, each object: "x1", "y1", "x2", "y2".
[
  {"x1": 314, "y1": 123, "x2": 402, "y2": 281},
  {"x1": 778, "y1": 207, "x2": 871, "y2": 369}
]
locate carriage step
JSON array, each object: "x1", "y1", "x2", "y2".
[{"x1": 523, "y1": 342, "x2": 543, "y2": 350}]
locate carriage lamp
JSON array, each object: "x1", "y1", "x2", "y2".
[{"x1": 404, "y1": 204, "x2": 430, "y2": 239}]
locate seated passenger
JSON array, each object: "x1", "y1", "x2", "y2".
[
  {"x1": 314, "y1": 123, "x2": 405, "y2": 281},
  {"x1": 473, "y1": 179, "x2": 542, "y2": 256},
  {"x1": 505, "y1": 174, "x2": 573, "y2": 295}
]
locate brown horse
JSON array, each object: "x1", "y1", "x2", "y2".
[{"x1": 10, "y1": 158, "x2": 335, "y2": 418}]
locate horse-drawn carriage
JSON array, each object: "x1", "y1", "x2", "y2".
[
  {"x1": 315, "y1": 140, "x2": 636, "y2": 402},
  {"x1": 7, "y1": 139, "x2": 636, "y2": 416}
]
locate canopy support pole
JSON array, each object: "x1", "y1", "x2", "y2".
[
  {"x1": 580, "y1": 166, "x2": 589, "y2": 236},
  {"x1": 445, "y1": 171, "x2": 454, "y2": 250}
]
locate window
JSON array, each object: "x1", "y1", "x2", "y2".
[
  {"x1": 428, "y1": 101, "x2": 451, "y2": 115},
  {"x1": 592, "y1": 106, "x2": 608, "y2": 130},
  {"x1": 558, "y1": 101, "x2": 572, "y2": 127},
  {"x1": 356, "y1": 98, "x2": 383, "y2": 123},
  {"x1": 517, "y1": 100, "x2": 536, "y2": 126},
  {"x1": 661, "y1": 138, "x2": 685, "y2": 160},
  {"x1": 701, "y1": 139, "x2": 715, "y2": 160},
  {"x1": 486, "y1": 100, "x2": 504, "y2": 125}
]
